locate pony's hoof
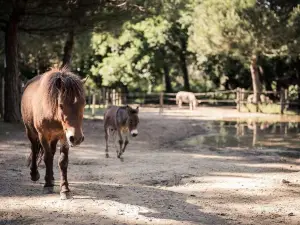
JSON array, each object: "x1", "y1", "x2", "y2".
[
  {"x1": 119, "y1": 157, "x2": 124, "y2": 162},
  {"x1": 105, "y1": 153, "x2": 109, "y2": 158},
  {"x1": 43, "y1": 186, "x2": 54, "y2": 194},
  {"x1": 60, "y1": 191, "x2": 72, "y2": 200},
  {"x1": 30, "y1": 171, "x2": 40, "y2": 181}
]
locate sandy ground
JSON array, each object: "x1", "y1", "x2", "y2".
[{"x1": 1, "y1": 107, "x2": 300, "y2": 225}]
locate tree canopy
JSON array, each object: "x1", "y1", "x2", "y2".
[{"x1": 1, "y1": 0, "x2": 300, "y2": 121}]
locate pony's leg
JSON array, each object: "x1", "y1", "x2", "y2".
[
  {"x1": 39, "y1": 135, "x2": 54, "y2": 192},
  {"x1": 30, "y1": 141, "x2": 40, "y2": 181},
  {"x1": 117, "y1": 130, "x2": 123, "y2": 158},
  {"x1": 179, "y1": 100, "x2": 182, "y2": 109},
  {"x1": 26, "y1": 128, "x2": 40, "y2": 181},
  {"x1": 189, "y1": 101, "x2": 193, "y2": 110},
  {"x1": 58, "y1": 140, "x2": 70, "y2": 200},
  {"x1": 50, "y1": 139, "x2": 58, "y2": 183},
  {"x1": 105, "y1": 128, "x2": 109, "y2": 158}
]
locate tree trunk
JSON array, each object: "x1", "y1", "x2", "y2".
[
  {"x1": 178, "y1": 38, "x2": 190, "y2": 91},
  {"x1": 0, "y1": 74, "x2": 4, "y2": 119},
  {"x1": 163, "y1": 64, "x2": 172, "y2": 92},
  {"x1": 159, "y1": 48, "x2": 172, "y2": 92},
  {"x1": 250, "y1": 55, "x2": 262, "y2": 104},
  {"x1": 61, "y1": 29, "x2": 74, "y2": 68},
  {"x1": 4, "y1": 1, "x2": 26, "y2": 122}
]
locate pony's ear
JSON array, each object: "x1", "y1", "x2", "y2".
[
  {"x1": 81, "y1": 75, "x2": 89, "y2": 84},
  {"x1": 136, "y1": 106, "x2": 139, "y2": 113},
  {"x1": 55, "y1": 77, "x2": 63, "y2": 90}
]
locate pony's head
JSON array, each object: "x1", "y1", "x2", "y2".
[{"x1": 48, "y1": 68, "x2": 86, "y2": 146}]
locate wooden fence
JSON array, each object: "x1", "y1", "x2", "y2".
[
  {"x1": 235, "y1": 88, "x2": 300, "y2": 114},
  {"x1": 86, "y1": 87, "x2": 300, "y2": 116}
]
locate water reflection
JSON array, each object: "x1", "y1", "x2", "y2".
[{"x1": 184, "y1": 121, "x2": 300, "y2": 151}]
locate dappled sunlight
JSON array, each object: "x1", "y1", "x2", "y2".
[
  {"x1": 191, "y1": 153, "x2": 243, "y2": 161},
  {"x1": 200, "y1": 176, "x2": 272, "y2": 190},
  {"x1": 0, "y1": 179, "x2": 225, "y2": 225},
  {"x1": 237, "y1": 162, "x2": 300, "y2": 171},
  {"x1": 0, "y1": 201, "x2": 172, "y2": 225},
  {"x1": 2, "y1": 114, "x2": 300, "y2": 224},
  {"x1": 210, "y1": 172, "x2": 254, "y2": 178}
]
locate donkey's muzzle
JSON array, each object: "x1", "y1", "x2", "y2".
[{"x1": 131, "y1": 129, "x2": 138, "y2": 137}]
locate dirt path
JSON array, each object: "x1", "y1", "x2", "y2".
[{"x1": 1, "y1": 108, "x2": 300, "y2": 225}]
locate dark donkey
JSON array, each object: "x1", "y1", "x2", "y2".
[
  {"x1": 104, "y1": 105, "x2": 139, "y2": 159},
  {"x1": 21, "y1": 67, "x2": 86, "y2": 200}
]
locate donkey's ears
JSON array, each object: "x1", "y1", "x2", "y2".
[
  {"x1": 126, "y1": 105, "x2": 130, "y2": 112},
  {"x1": 126, "y1": 105, "x2": 133, "y2": 114}
]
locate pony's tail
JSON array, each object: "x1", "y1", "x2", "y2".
[{"x1": 27, "y1": 141, "x2": 44, "y2": 167}]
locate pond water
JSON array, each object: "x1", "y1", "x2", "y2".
[{"x1": 182, "y1": 121, "x2": 300, "y2": 158}]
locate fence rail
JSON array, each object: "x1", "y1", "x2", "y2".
[{"x1": 86, "y1": 87, "x2": 300, "y2": 117}]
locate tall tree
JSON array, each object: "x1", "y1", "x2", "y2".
[
  {"x1": 0, "y1": 0, "x2": 162, "y2": 122},
  {"x1": 2, "y1": 0, "x2": 27, "y2": 122},
  {"x1": 188, "y1": 0, "x2": 298, "y2": 103}
]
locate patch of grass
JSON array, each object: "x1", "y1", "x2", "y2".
[{"x1": 240, "y1": 103, "x2": 298, "y2": 115}]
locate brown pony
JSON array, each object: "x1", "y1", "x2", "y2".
[{"x1": 21, "y1": 67, "x2": 86, "y2": 200}]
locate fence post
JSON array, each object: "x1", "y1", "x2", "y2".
[
  {"x1": 159, "y1": 92, "x2": 164, "y2": 114},
  {"x1": 105, "y1": 88, "x2": 109, "y2": 106},
  {"x1": 99, "y1": 89, "x2": 103, "y2": 107},
  {"x1": 87, "y1": 88, "x2": 91, "y2": 109},
  {"x1": 280, "y1": 88, "x2": 285, "y2": 115},
  {"x1": 123, "y1": 92, "x2": 127, "y2": 105},
  {"x1": 92, "y1": 93, "x2": 96, "y2": 118},
  {"x1": 284, "y1": 89, "x2": 288, "y2": 111},
  {"x1": 236, "y1": 88, "x2": 240, "y2": 112},
  {"x1": 112, "y1": 89, "x2": 116, "y2": 105}
]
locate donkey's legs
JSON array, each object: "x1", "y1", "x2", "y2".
[
  {"x1": 178, "y1": 100, "x2": 182, "y2": 109},
  {"x1": 120, "y1": 136, "x2": 129, "y2": 157},
  {"x1": 105, "y1": 128, "x2": 109, "y2": 158},
  {"x1": 117, "y1": 130, "x2": 123, "y2": 158},
  {"x1": 26, "y1": 127, "x2": 40, "y2": 181},
  {"x1": 189, "y1": 101, "x2": 193, "y2": 110},
  {"x1": 58, "y1": 139, "x2": 70, "y2": 200}
]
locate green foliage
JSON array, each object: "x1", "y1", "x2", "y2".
[
  {"x1": 188, "y1": 0, "x2": 283, "y2": 60},
  {"x1": 89, "y1": 15, "x2": 177, "y2": 92},
  {"x1": 14, "y1": 0, "x2": 300, "y2": 96}
]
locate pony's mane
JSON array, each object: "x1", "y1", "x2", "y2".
[{"x1": 42, "y1": 67, "x2": 85, "y2": 113}]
